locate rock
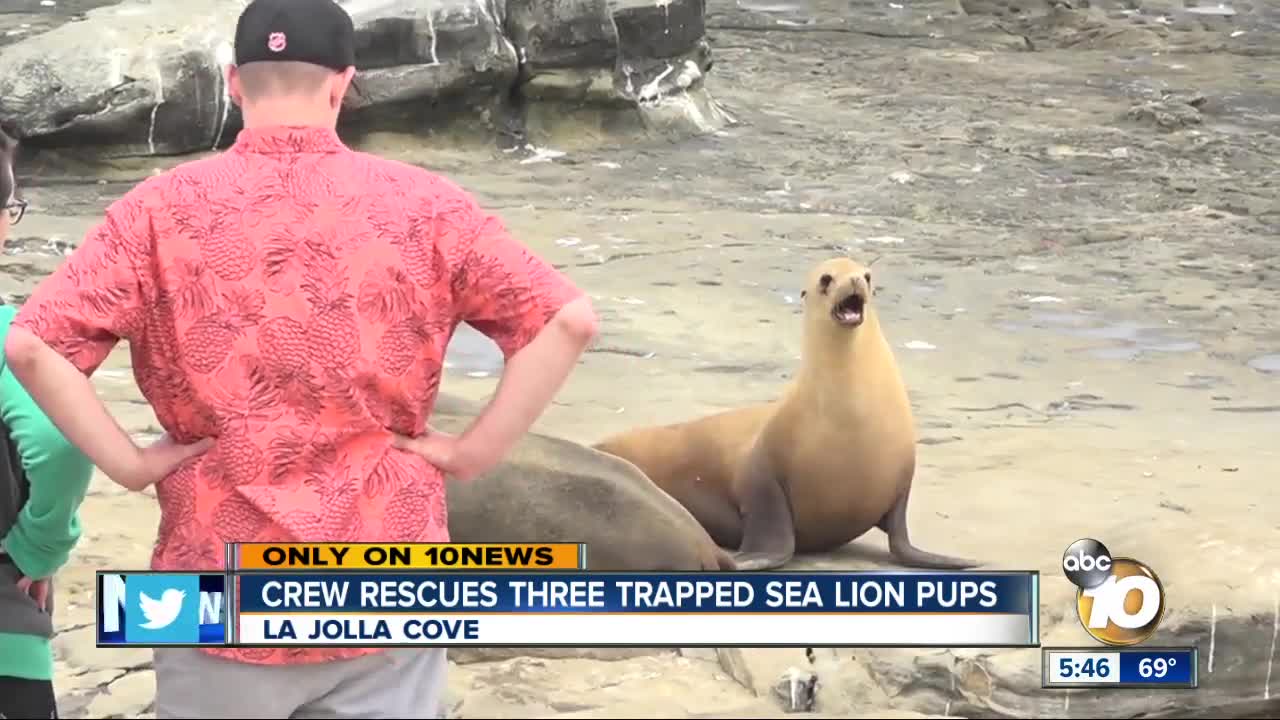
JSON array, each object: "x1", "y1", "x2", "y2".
[
  {"x1": 1127, "y1": 92, "x2": 1208, "y2": 130},
  {"x1": 677, "y1": 647, "x2": 720, "y2": 663},
  {"x1": 335, "y1": 0, "x2": 518, "y2": 132},
  {"x1": 0, "y1": 0, "x2": 728, "y2": 159},
  {"x1": 509, "y1": 0, "x2": 709, "y2": 103},
  {"x1": 0, "y1": 0, "x2": 243, "y2": 158},
  {"x1": 724, "y1": 647, "x2": 890, "y2": 715},
  {"x1": 84, "y1": 669, "x2": 156, "y2": 719},
  {"x1": 709, "y1": 648, "x2": 809, "y2": 698},
  {"x1": 61, "y1": 667, "x2": 128, "y2": 693},
  {"x1": 772, "y1": 668, "x2": 819, "y2": 712}
]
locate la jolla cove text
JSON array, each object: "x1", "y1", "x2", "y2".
[
  {"x1": 259, "y1": 616, "x2": 480, "y2": 642},
  {"x1": 236, "y1": 572, "x2": 1036, "y2": 615}
]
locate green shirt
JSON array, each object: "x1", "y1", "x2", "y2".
[{"x1": 0, "y1": 304, "x2": 95, "y2": 680}]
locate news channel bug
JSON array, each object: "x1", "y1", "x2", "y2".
[{"x1": 1062, "y1": 538, "x2": 1166, "y2": 646}]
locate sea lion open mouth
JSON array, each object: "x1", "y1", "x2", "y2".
[{"x1": 832, "y1": 292, "x2": 866, "y2": 327}]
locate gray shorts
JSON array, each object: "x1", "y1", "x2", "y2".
[{"x1": 153, "y1": 647, "x2": 448, "y2": 719}]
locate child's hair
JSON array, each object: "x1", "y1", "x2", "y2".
[{"x1": 0, "y1": 128, "x2": 15, "y2": 206}]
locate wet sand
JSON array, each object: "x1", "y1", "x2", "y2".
[{"x1": 2, "y1": 0, "x2": 1277, "y2": 716}]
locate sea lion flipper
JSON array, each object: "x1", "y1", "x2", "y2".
[
  {"x1": 730, "y1": 441, "x2": 796, "y2": 572},
  {"x1": 879, "y1": 483, "x2": 979, "y2": 570}
]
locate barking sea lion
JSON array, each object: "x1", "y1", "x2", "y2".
[{"x1": 593, "y1": 257, "x2": 977, "y2": 571}]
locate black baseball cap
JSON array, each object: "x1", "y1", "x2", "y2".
[{"x1": 233, "y1": 0, "x2": 356, "y2": 72}]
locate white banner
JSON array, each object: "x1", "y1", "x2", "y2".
[{"x1": 237, "y1": 612, "x2": 1035, "y2": 646}]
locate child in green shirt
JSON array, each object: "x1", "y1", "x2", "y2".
[{"x1": 0, "y1": 129, "x2": 96, "y2": 719}]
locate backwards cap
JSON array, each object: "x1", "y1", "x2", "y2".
[{"x1": 233, "y1": 0, "x2": 356, "y2": 72}]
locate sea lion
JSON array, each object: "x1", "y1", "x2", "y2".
[
  {"x1": 593, "y1": 257, "x2": 977, "y2": 571},
  {"x1": 433, "y1": 393, "x2": 735, "y2": 572}
]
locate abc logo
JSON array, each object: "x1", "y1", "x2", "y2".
[{"x1": 1062, "y1": 538, "x2": 1165, "y2": 646}]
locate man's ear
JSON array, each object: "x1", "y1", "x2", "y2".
[
  {"x1": 331, "y1": 66, "x2": 356, "y2": 109},
  {"x1": 227, "y1": 65, "x2": 245, "y2": 108}
]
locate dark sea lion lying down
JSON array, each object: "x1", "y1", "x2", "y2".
[{"x1": 433, "y1": 393, "x2": 734, "y2": 572}]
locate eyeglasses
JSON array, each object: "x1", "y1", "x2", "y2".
[{"x1": 4, "y1": 199, "x2": 26, "y2": 225}]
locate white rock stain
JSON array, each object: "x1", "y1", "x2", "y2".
[
  {"x1": 655, "y1": 0, "x2": 672, "y2": 33},
  {"x1": 147, "y1": 49, "x2": 165, "y2": 156},
  {"x1": 212, "y1": 40, "x2": 234, "y2": 150}
]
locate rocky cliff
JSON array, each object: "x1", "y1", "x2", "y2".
[{"x1": 0, "y1": 0, "x2": 731, "y2": 158}]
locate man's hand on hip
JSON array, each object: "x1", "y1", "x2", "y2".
[
  {"x1": 406, "y1": 296, "x2": 599, "y2": 481},
  {"x1": 393, "y1": 426, "x2": 484, "y2": 480}
]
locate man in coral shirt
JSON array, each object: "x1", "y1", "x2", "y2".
[{"x1": 3, "y1": 0, "x2": 599, "y2": 716}]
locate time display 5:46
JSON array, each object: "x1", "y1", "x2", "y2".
[
  {"x1": 1048, "y1": 651, "x2": 1122, "y2": 685},
  {"x1": 1062, "y1": 655, "x2": 1111, "y2": 677}
]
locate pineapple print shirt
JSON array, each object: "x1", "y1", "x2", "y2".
[{"x1": 13, "y1": 125, "x2": 585, "y2": 666}]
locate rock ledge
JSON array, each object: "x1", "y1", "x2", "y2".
[{"x1": 0, "y1": 0, "x2": 731, "y2": 158}]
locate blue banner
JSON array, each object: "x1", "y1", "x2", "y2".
[
  {"x1": 1119, "y1": 649, "x2": 1196, "y2": 685},
  {"x1": 236, "y1": 571, "x2": 1037, "y2": 614}
]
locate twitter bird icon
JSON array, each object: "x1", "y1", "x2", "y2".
[
  {"x1": 139, "y1": 589, "x2": 186, "y2": 629},
  {"x1": 127, "y1": 575, "x2": 201, "y2": 644}
]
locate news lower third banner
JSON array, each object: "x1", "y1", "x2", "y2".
[
  {"x1": 98, "y1": 567, "x2": 1040, "y2": 648},
  {"x1": 235, "y1": 572, "x2": 1038, "y2": 647}
]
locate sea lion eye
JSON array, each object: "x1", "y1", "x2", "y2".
[
  {"x1": 819, "y1": 274, "x2": 833, "y2": 293},
  {"x1": 864, "y1": 272, "x2": 872, "y2": 286}
]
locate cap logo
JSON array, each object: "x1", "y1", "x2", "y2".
[{"x1": 267, "y1": 32, "x2": 287, "y2": 53}]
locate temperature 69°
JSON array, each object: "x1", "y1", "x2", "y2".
[{"x1": 1139, "y1": 656, "x2": 1176, "y2": 678}]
